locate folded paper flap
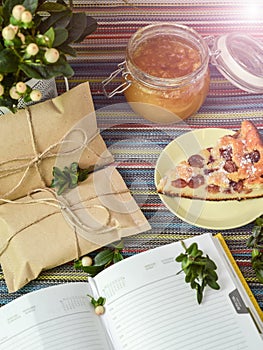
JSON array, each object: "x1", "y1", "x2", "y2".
[
  {"x1": 0, "y1": 83, "x2": 94, "y2": 159},
  {"x1": 2, "y1": 213, "x2": 81, "y2": 293},
  {"x1": 0, "y1": 190, "x2": 59, "y2": 254},
  {"x1": 65, "y1": 166, "x2": 139, "y2": 212},
  {"x1": 30, "y1": 82, "x2": 97, "y2": 151},
  {"x1": 0, "y1": 82, "x2": 113, "y2": 201}
]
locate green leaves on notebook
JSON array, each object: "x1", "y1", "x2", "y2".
[
  {"x1": 176, "y1": 241, "x2": 220, "y2": 304},
  {"x1": 87, "y1": 295, "x2": 106, "y2": 316},
  {"x1": 247, "y1": 215, "x2": 263, "y2": 283}
]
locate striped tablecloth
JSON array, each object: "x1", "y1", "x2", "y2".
[{"x1": 1, "y1": 0, "x2": 263, "y2": 311}]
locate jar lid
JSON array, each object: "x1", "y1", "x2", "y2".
[{"x1": 212, "y1": 33, "x2": 263, "y2": 93}]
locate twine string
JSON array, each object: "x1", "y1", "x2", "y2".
[
  {"x1": 0, "y1": 106, "x2": 102, "y2": 198},
  {"x1": 0, "y1": 187, "x2": 120, "y2": 256},
  {"x1": 0, "y1": 107, "x2": 120, "y2": 256},
  {"x1": 26, "y1": 107, "x2": 46, "y2": 188}
]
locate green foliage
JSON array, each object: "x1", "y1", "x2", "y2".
[
  {"x1": 74, "y1": 241, "x2": 124, "y2": 277},
  {"x1": 176, "y1": 241, "x2": 220, "y2": 304},
  {"x1": 0, "y1": 48, "x2": 20, "y2": 73},
  {"x1": 88, "y1": 295, "x2": 106, "y2": 308},
  {"x1": 247, "y1": 215, "x2": 263, "y2": 283},
  {"x1": 0, "y1": 0, "x2": 97, "y2": 112},
  {"x1": 87, "y1": 294, "x2": 106, "y2": 315},
  {"x1": 251, "y1": 249, "x2": 263, "y2": 283},
  {"x1": 51, "y1": 162, "x2": 93, "y2": 195},
  {"x1": 247, "y1": 216, "x2": 263, "y2": 249}
]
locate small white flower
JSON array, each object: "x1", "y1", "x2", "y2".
[
  {"x1": 2, "y1": 26, "x2": 16, "y2": 41},
  {"x1": 12, "y1": 5, "x2": 26, "y2": 21},
  {"x1": 9, "y1": 86, "x2": 20, "y2": 100},
  {"x1": 16, "y1": 82, "x2": 27, "y2": 94},
  {"x1": 81, "y1": 256, "x2": 93, "y2": 267},
  {"x1": 21, "y1": 10, "x2": 32, "y2": 24},
  {"x1": 26, "y1": 43, "x2": 39, "y2": 56},
  {"x1": 30, "y1": 89, "x2": 42, "y2": 102},
  {"x1": 0, "y1": 84, "x2": 4, "y2": 97},
  {"x1": 44, "y1": 48, "x2": 60, "y2": 63}
]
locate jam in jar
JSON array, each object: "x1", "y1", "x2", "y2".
[
  {"x1": 124, "y1": 24, "x2": 210, "y2": 122},
  {"x1": 104, "y1": 23, "x2": 210, "y2": 123}
]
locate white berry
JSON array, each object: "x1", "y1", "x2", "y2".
[
  {"x1": 44, "y1": 48, "x2": 60, "y2": 63},
  {"x1": 30, "y1": 89, "x2": 42, "y2": 102},
  {"x1": 95, "y1": 305, "x2": 105, "y2": 315},
  {"x1": 81, "y1": 256, "x2": 93, "y2": 267},
  {"x1": 9, "y1": 25, "x2": 19, "y2": 34},
  {"x1": 0, "y1": 84, "x2": 4, "y2": 97},
  {"x1": 26, "y1": 43, "x2": 39, "y2": 56},
  {"x1": 9, "y1": 86, "x2": 20, "y2": 100},
  {"x1": 21, "y1": 10, "x2": 32, "y2": 24},
  {"x1": 16, "y1": 82, "x2": 27, "y2": 94},
  {"x1": 2, "y1": 26, "x2": 16, "y2": 41},
  {"x1": 12, "y1": 5, "x2": 25, "y2": 20}
]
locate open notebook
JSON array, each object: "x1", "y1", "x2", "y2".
[{"x1": 0, "y1": 233, "x2": 262, "y2": 349}]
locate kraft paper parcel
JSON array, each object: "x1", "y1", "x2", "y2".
[
  {"x1": 0, "y1": 83, "x2": 151, "y2": 292},
  {"x1": 0, "y1": 82, "x2": 113, "y2": 201},
  {"x1": 0, "y1": 166, "x2": 150, "y2": 292}
]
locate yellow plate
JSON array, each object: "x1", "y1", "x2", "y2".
[{"x1": 154, "y1": 128, "x2": 263, "y2": 230}]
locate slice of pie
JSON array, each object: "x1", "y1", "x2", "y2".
[{"x1": 157, "y1": 120, "x2": 263, "y2": 201}]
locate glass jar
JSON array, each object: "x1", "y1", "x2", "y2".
[
  {"x1": 103, "y1": 23, "x2": 210, "y2": 123},
  {"x1": 103, "y1": 23, "x2": 263, "y2": 123}
]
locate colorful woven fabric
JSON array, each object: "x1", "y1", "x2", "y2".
[{"x1": 1, "y1": 0, "x2": 263, "y2": 312}]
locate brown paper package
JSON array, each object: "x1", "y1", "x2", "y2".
[
  {"x1": 0, "y1": 167, "x2": 151, "y2": 292},
  {"x1": 0, "y1": 82, "x2": 113, "y2": 201},
  {"x1": 0, "y1": 82, "x2": 151, "y2": 292}
]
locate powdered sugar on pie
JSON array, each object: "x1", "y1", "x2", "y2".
[{"x1": 157, "y1": 120, "x2": 263, "y2": 201}]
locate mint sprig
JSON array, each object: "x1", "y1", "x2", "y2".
[
  {"x1": 247, "y1": 215, "x2": 263, "y2": 283},
  {"x1": 51, "y1": 162, "x2": 93, "y2": 195},
  {"x1": 176, "y1": 241, "x2": 220, "y2": 304},
  {"x1": 251, "y1": 249, "x2": 263, "y2": 283},
  {"x1": 247, "y1": 216, "x2": 263, "y2": 249}
]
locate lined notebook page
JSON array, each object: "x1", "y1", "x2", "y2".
[
  {"x1": 0, "y1": 282, "x2": 111, "y2": 350},
  {"x1": 94, "y1": 233, "x2": 263, "y2": 350}
]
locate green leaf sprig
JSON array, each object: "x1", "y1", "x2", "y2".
[
  {"x1": 247, "y1": 215, "x2": 263, "y2": 283},
  {"x1": 74, "y1": 241, "x2": 124, "y2": 277},
  {"x1": 176, "y1": 241, "x2": 220, "y2": 304},
  {"x1": 87, "y1": 295, "x2": 106, "y2": 315},
  {"x1": 0, "y1": 0, "x2": 98, "y2": 112},
  {"x1": 51, "y1": 162, "x2": 93, "y2": 195}
]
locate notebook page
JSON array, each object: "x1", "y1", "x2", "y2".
[
  {"x1": 0, "y1": 282, "x2": 112, "y2": 350},
  {"x1": 94, "y1": 233, "x2": 263, "y2": 350}
]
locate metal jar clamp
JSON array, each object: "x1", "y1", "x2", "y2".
[{"x1": 102, "y1": 61, "x2": 131, "y2": 98}]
